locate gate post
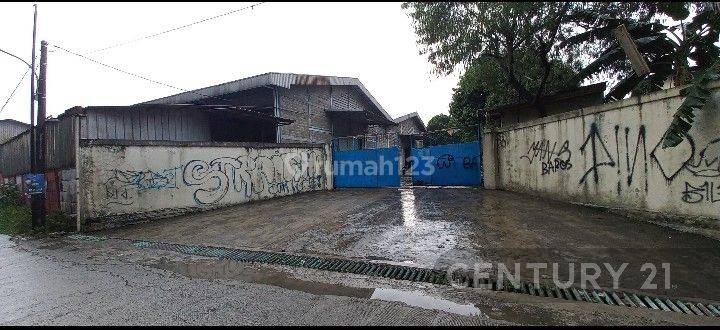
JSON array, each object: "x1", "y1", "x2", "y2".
[
  {"x1": 482, "y1": 130, "x2": 498, "y2": 190},
  {"x1": 324, "y1": 142, "x2": 334, "y2": 190}
]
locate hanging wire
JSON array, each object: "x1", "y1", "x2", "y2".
[
  {"x1": 86, "y1": 2, "x2": 266, "y2": 54},
  {"x1": 0, "y1": 68, "x2": 30, "y2": 114}
]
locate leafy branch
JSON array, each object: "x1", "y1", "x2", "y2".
[{"x1": 661, "y1": 60, "x2": 720, "y2": 148}]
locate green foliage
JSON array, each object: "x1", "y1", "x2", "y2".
[
  {"x1": 425, "y1": 113, "x2": 479, "y2": 146},
  {"x1": 566, "y1": 3, "x2": 719, "y2": 100},
  {"x1": 0, "y1": 183, "x2": 22, "y2": 207},
  {"x1": 560, "y1": 3, "x2": 719, "y2": 149},
  {"x1": 662, "y1": 60, "x2": 720, "y2": 148},
  {"x1": 402, "y1": 2, "x2": 651, "y2": 111},
  {"x1": 0, "y1": 183, "x2": 73, "y2": 236},
  {"x1": 0, "y1": 204, "x2": 32, "y2": 236},
  {"x1": 45, "y1": 212, "x2": 73, "y2": 234},
  {"x1": 425, "y1": 114, "x2": 456, "y2": 146},
  {"x1": 0, "y1": 183, "x2": 31, "y2": 235},
  {"x1": 448, "y1": 52, "x2": 578, "y2": 131}
]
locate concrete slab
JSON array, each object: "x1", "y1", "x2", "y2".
[{"x1": 105, "y1": 187, "x2": 720, "y2": 302}]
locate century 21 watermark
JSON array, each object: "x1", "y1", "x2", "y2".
[{"x1": 445, "y1": 262, "x2": 671, "y2": 290}]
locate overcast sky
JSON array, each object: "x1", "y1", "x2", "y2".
[{"x1": 0, "y1": 2, "x2": 460, "y2": 125}]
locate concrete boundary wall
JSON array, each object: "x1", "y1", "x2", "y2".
[
  {"x1": 483, "y1": 81, "x2": 720, "y2": 221},
  {"x1": 77, "y1": 140, "x2": 333, "y2": 231}
]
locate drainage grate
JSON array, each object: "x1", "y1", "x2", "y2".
[
  {"x1": 70, "y1": 235, "x2": 720, "y2": 318},
  {"x1": 129, "y1": 240, "x2": 450, "y2": 285},
  {"x1": 66, "y1": 234, "x2": 107, "y2": 242}
]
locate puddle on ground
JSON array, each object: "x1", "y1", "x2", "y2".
[
  {"x1": 400, "y1": 188, "x2": 418, "y2": 227},
  {"x1": 147, "y1": 257, "x2": 484, "y2": 317},
  {"x1": 370, "y1": 288, "x2": 483, "y2": 317},
  {"x1": 147, "y1": 258, "x2": 374, "y2": 299}
]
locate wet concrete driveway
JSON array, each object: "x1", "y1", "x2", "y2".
[{"x1": 106, "y1": 188, "x2": 720, "y2": 302}]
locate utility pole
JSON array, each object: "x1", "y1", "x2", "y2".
[
  {"x1": 37, "y1": 41, "x2": 47, "y2": 175},
  {"x1": 34, "y1": 40, "x2": 48, "y2": 227},
  {"x1": 29, "y1": 4, "x2": 37, "y2": 174},
  {"x1": 29, "y1": 4, "x2": 46, "y2": 228}
]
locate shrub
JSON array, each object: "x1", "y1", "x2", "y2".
[
  {"x1": 0, "y1": 183, "x2": 23, "y2": 207},
  {"x1": 0, "y1": 203, "x2": 32, "y2": 235},
  {"x1": 0, "y1": 183, "x2": 73, "y2": 235},
  {"x1": 45, "y1": 212, "x2": 74, "y2": 233}
]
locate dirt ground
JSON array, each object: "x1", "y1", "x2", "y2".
[{"x1": 105, "y1": 187, "x2": 720, "y2": 303}]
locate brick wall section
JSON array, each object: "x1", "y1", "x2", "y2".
[
  {"x1": 59, "y1": 168, "x2": 77, "y2": 216},
  {"x1": 278, "y1": 85, "x2": 388, "y2": 143}
]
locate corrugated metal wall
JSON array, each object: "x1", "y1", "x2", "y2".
[
  {"x1": 45, "y1": 117, "x2": 76, "y2": 171},
  {"x1": 1, "y1": 107, "x2": 242, "y2": 177},
  {"x1": 0, "y1": 117, "x2": 77, "y2": 177},
  {"x1": 278, "y1": 85, "x2": 380, "y2": 144},
  {"x1": 0, "y1": 130, "x2": 31, "y2": 176},
  {"x1": 79, "y1": 107, "x2": 211, "y2": 141},
  {"x1": 0, "y1": 121, "x2": 30, "y2": 145}
]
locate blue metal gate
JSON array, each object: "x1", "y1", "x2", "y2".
[
  {"x1": 333, "y1": 147, "x2": 401, "y2": 188},
  {"x1": 411, "y1": 141, "x2": 482, "y2": 186}
]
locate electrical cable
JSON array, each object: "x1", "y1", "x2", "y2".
[
  {"x1": 0, "y1": 68, "x2": 30, "y2": 114},
  {"x1": 86, "y1": 2, "x2": 266, "y2": 54}
]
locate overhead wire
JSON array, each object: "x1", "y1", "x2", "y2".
[
  {"x1": 50, "y1": 42, "x2": 292, "y2": 119},
  {"x1": 86, "y1": 2, "x2": 266, "y2": 54},
  {"x1": 0, "y1": 68, "x2": 30, "y2": 114}
]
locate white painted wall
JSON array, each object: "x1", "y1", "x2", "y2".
[
  {"x1": 483, "y1": 81, "x2": 720, "y2": 220},
  {"x1": 77, "y1": 143, "x2": 332, "y2": 230}
]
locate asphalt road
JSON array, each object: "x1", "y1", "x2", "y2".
[
  {"x1": 0, "y1": 235, "x2": 500, "y2": 326},
  {"x1": 2, "y1": 234, "x2": 718, "y2": 326}
]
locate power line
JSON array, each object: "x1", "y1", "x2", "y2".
[
  {"x1": 0, "y1": 68, "x2": 30, "y2": 114},
  {"x1": 53, "y1": 42, "x2": 393, "y2": 126},
  {"x1": 0, "y1": 47, "x2": 39, "y2": 79},
  {"x1": 49, "y1": 42, "x2": 278, "y2": 118},
  {"x1": 86, "y1": 2, "x2": 266, "y2": 54},
  {"x1": 52, "y1": 43, "x2": 198, "y2": 94}
]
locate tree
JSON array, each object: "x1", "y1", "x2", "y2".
[
  {"x1": 562, "y1": 2, "x2": 719, "y2": 147},
  {"x1": 402, "y1": 2, "x2": 651, "y2": 117},
  {"x1": 564, "y1": 2, "x2": 719, "y2": 101},
  {"x1": 425, "y1": 114, "x2": 455, "y2": 146},
  {"x1": 448, "y1": 51, "x2": 578, "y2": 134}
]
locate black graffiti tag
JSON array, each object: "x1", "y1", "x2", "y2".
[
  {"x1": 579, "y1": 123, "x2": 616, "y2": 184},
  {"x1": 541, "y1": 141, "x2": 573, "y2": 176},
  {"x1": 681, "y1": 181, "x2": 720, "y2": 204},
  {"x1": 436, "y1": 154, "x2": 455, "y2": 169},
  {"x1": 463, "y1": 156, "x2": 479, "y2": 169}
]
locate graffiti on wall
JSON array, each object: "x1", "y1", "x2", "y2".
[
  {"x1": 434, "y1": 154, "x2": 480, "y2": 170},
  {"x1": 102, "y1": 149, "x2": 327, "y2": 207},
  {"x1": 183, "y1": 150, "x2": 326, "y2": 205},
  {"x1": 511, "y1": 120, "x2": 719, "y2": 206},
  {"x1": 520, "y1": 140, "x2": 573, "y2": 176},
  {"x1": 104, "y1": 167, "x2": 182, "y2": 205},
  {"x1": 578, "y1": 123, "x2": 617, "y2": 184},
  {"x1": 681, "y1": 181, "x2": 719, "y2": 204},
  {"x1": 684, "y1": 138, "x2": 720, "y2": 178},
  {"x1": 435, "y1": 154, "x2": 454, "y2": 169},
  {"x1": 463, "y1": 155, "x2": 479, "y2": 169}
]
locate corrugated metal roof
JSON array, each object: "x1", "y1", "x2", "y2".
[
  {"x1": 139, "y1": 72, "x2": 394, "y2": 122},
  {"x1": 0, "y1": 119, "x2": 31, "y2": 145},
  {"x1": 392, "y1": 112, "x2": 426, "y2": 132}
]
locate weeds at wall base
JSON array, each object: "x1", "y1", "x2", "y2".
[{"x1": 0, "y1": 183, "x2": 74, "y2": 236}]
